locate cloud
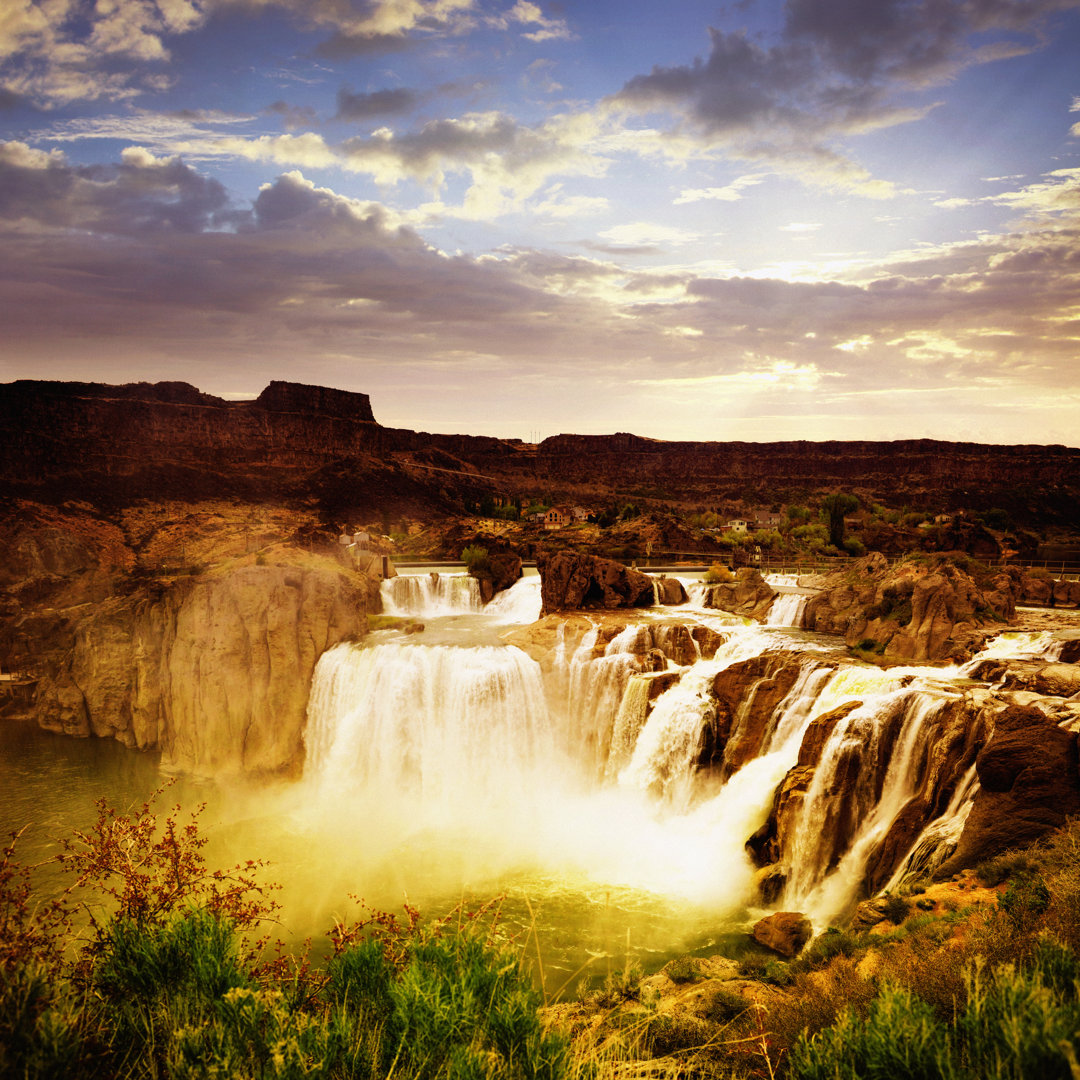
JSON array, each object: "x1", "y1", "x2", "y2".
[
  {"x1": 2, "y1": 142, "x2": 1079, "y2": 443},
  {"x1": 162, "y1": 108, "x2": 611, "y2": 219},
  {"x1": 266, "y1": 100, "x2": 320, "y2": 130},
  {"x1": 989, "y1": 168, "x2": 1080, "y2": 213},
  {"x1": 778, "y1": 222, "x2": 822, "y2": 233},
  {"x1": 508, "y1": 0, "x2": 571, "y2": 42},
  {"x1": 336, "y1": 86, "x2": 420, "y2": 120},
  {"x1": 934, "y1": 168, "x2": 1080, "y2": 214},
  {"x1": 0, "y1": 139, "x2": 234, "y2": 234},
  {"x1": 596, "y1": 222, "x2": 700, "y2": 250},
  {"x1": 674, "y1": 173, "x2": 766, "y2": 204},
  {"x1": 0, "y1": 0, "x2": 512, "y2": 106},
  {"x1": 607, "y1": 0, "x2": 1080, "y2": 195}
]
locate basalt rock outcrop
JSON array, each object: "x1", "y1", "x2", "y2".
[
  {"x1": 28, "y1": 553, "x2": 370, "y2": 777},
  {"x1": 6, "y1": 380, "x2": 1080, "y2": 526},
  {"x1": 706, "y1": 654, "x2": 831, "y2": 778},
  {"x1": 936, "y1": 703, "x2": 1080, "y2": 876},
  {"x1": 699, "y1": 569, "x2": 777, "y2": 622},
  {"x1": 471, "y1": 551, "x2": 523, "y2": 604},
  {"x1": 536, "y1": 551, "x2": 656, "y2": 614},
  {"x1": 752, "y1": 912, "x2": 813, "y2": 958},
  {"x1": 803, "y1": 553, "x2": 1015, "y2": 662}
]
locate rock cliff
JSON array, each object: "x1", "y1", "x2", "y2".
[
  {"x1": 5, "y1": 379, "x2": 1080, "y2": 523},
  {"x1": 802, "y1": 552, "x2": 1015, "y2": 661},
  {"x1": 24, "y1": 551, "x2": 371, "y2": 777},
  {"x1": 536, "y1": 551, "x2": 657, "y2": 614}
]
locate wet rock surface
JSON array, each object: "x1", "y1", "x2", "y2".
[{"x1": 536, "y1": 550, "x2": 657, "y2": 614}]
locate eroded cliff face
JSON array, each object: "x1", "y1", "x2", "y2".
[
  {"x1": 801, "y1": 552, "x2": 1017, "y2": 662},
  {"x1": 6, "y1": 379, "x2": 1080, "y2": 525},
  {"x1": 29, "y1": 555, "x2": 371, "y2": 777}
]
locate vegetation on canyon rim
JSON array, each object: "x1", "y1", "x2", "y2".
[{"x1": 5, "y1": 789, "x2": 1080, "y2": 1079}]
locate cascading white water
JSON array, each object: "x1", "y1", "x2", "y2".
[
  {"x1": 765, "y1": 592, "x2": 808, "y2": 628},
  {"x1": 380, "y1": 572, "x2": 482, "y2": 616},
  {"x1": 485, "y1": 576, "x2": 543, "y2": 622},
  {"x1": 561, "y1": 626, "x2": 651, "y2": 779},
  {"x1": 883, "y1": 762, "x2": 980, "y2": 892},
  {"x1": 618, "y1": 628, "x2": 780, "y2": 808},
  {"x1": 963, "y1": 629, "x2": 1066, "y2": 665},
  {"x1": 306, "y1": 642, "x2": 553, "y2": 816},
  {"x1": 303, "y1": 572, "x2": 1068, "y2": 953},
  {"x1": 782, "y1": 684, "x2": 962, "y2": 925}
]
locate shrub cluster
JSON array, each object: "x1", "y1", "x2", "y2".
[{"x1": 1, "y1": 790, "x2": 566, "y2": 1080}]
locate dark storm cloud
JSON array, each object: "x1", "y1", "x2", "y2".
[
  {"x1": 336, "y1": 86, "x2": 419, "y2": 120},
  {"x1": 613, "y1": 0, "x2": 1080, "y2": 153},
  {"x1": 266, "y1": 100, "x2": 320, "y2": 130},
  {"x1": 0, "y1": 142, "x2": 234, "y2": 234}
]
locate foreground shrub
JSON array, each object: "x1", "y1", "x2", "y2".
[{"x1": 790, "y1": 960, "x2": 1080, "y2": 1080}]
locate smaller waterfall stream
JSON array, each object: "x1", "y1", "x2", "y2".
[
  {"x1": 765, "y1": 592, "x2": 809, "y2": 628},
  {"x1": 380, "y1": 572, "x2": 482, "y2": 616}
]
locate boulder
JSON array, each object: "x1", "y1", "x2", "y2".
[
  {"x1": 752, "y1": 912, "x2": 812, "y2": 957},
  {"x1": 1053, "y1": 580, "x2": 1080, "y2": 608},
  {"x1": 701, "y1": 568, "x2": 777, "y2": 621},
  {"x1": 653, "y1": 575, "x2": 688, "y2": 605},
  {"x1": 1055, "y1": 631, "x2": 1080, "y2": 664},
  {"x1": 536, "y1": 550, "x2": 656, "y2": 614}
]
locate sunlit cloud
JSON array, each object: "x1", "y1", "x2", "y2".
[
  {"x1": 597, "y1": 222, "x2": 700, "y2": 248},
  {"x1": 674, "y1": 173, "x2": 766, "y2": 204}
]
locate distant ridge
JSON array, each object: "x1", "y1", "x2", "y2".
[{"x1": 2, "y1": 379, "x2": 1078, "y2": 525}]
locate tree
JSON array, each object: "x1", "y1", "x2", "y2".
[{"x1": 821, "y1": 493, "x2": 859, "y2": 549}]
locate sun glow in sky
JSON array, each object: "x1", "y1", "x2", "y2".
[{"x1": 1, "y1": 0, "x2": 1079, "y2": 444}]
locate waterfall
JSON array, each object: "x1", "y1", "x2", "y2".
[
  {"x1": 302, "y1": 579, "x2": 1066, "y2": 945},
  {"x1": 781, "y1": 685, "x2": 962, "y2": 925},
  {"x1": 686, "y1": 582, "x2": 711, "y2": 607},
  {"x1": 765, "y1": 592, "x2": 808, "y2": 628},
  {"x1": 617, "y1": 629, "x2": 778, "y2": 808},
  {"x1": 380, "y1": 572, "x2": 482, "y2": 616},
  {"x1": 562, "y1": 626, "x2": 650, "y2": 779},
  {"x1": 605, "y1": 675, "x2": 653, "y2": 782},
  {"x1": 306, "y1": 642, "x2": 553, "y2": 815},
  {"x1": 485, "y1": 576, "x2": 542, "y2": 623},
  {"x1": 883, "y1": 762, "x2": 980, "y2": 892},
  {"x1": 963, "y1": 629, "x2": 1067, "y2": 665}
]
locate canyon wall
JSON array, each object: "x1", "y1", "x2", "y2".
[
  {"x1": 26, "y1": 555, "x2": 370, "y2": 777},
  {"x1": 4, "y1": 380, "x2": 1079, "y2": 520}
]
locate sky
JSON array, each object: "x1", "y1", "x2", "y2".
[{"x1": 1, "y1": 0, "x2": 1079, "y2": 445}]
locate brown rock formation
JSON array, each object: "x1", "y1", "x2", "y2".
[
  {"x1": 7, "y1": 380, "x2": 1080, "y2": 527},
  {"x1": 31, "y1": 553, "x2": 370, "y2": 776},
  {"x1": 966, "y1": 659, "x2": 1080, "y2": 697},
  {"x1": 804, "y1": 553, "x2": 1015, "y2": 662},
  {"x1": 701, "y1": 568, "x2": 777, "y2": 621},
  {"x1": 752, "y1": 912, "x2": 812, "y2": 957},
  {"x1": 653, "y1": 576, "x2": 688, "y2": 605},
  {"x1": 472, "y1": 551, "x2": 523, "y2": 603},
  {"x1": 937, "y1": 703, "x2": 1080, "y2": 876},
  {"x1": 707, "y1": 654, "x2": 829, "y2": 777},
  {"x1": 536, "y1": 551, "x2": 656, "y2": 614}
]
